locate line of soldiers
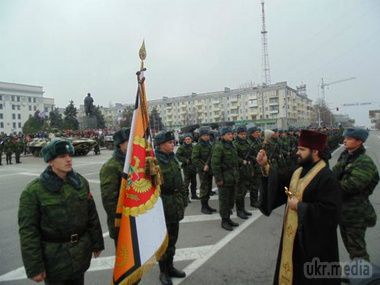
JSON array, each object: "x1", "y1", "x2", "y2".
[
  {"x1": 175, "y1": 125, "x2": 343, "y2": 231},
  {"x1": 0, "y1": 135, "x2": 25, "y2": 165}
]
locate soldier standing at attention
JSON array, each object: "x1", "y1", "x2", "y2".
[
  {"x1": 233, "y1": 126, "x2": 253, "y2": 219},
  {"x1": 15, "y1": 136, "x2": 24, "y2": 164},
  {"x1": 176, "y1": 133, "x2": 199, "y2": 202},
  {"x1": 0, "y1": 135, "x2": 4, "y2": 165},
  {"x1": 155, "y1": 131, "x2": 187, "y2": 285},
  {"x1": 192, "y1": 127, "x2": 216, "y2": 214},
  {"x1": 333, "y1": 128, "x2": 379, "y2": 261},
  {"x1": 211, "y1": 127, "x2": 239, "y2": 231},
  {"x1": 18, "y1": 139, "x2": 104, "y2": 285},
  {"x1": 247, "y1": 126, "x2": 262, "y2": 208},
  {"x1": 4, "y1": 136, "x2": 14, "y2": 165},
  {"x1": 99, "y1": 128, "x2": 130, "y2": 247}
]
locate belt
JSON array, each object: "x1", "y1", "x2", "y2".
[{"x1": 42, "y1": 232, "x2": 85, "y2": 244}]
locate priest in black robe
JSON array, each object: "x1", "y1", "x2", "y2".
[{"x1": 257, "y1": 130, "x2": 341, "y2": 285}]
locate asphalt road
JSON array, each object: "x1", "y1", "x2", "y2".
[{"x1": 0, "y1": 132, "x2": 379, "y2": 285}]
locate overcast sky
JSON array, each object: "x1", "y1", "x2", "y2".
[{"x1": 0, "y1": 0, "x2": 379, "y2": 126}]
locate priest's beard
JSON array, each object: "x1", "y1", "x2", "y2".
[{"x1": 297, "y1": 152, "x2": 314, "y2": 167}]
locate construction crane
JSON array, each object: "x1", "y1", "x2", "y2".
[{"x1": 320, "y1": 77, "x2": 356, "y2": 102}]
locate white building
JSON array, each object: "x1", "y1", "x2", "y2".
[
  {"x1": 149, "y1": 82, "x2": 313, "y2": 129},
  {"x1": 0, "y1": 81, "x2": 54, "y2": 134}
]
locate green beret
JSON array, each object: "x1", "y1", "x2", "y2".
[
  {"x1": 154, "y1": 131, "x2": 175, "y2": 145},
  {"x1": 113, "y1": 128, "x2": 131, "y2": 147},
  {"x1": 219, "y1": 126, "x2": 233, "y2": 136},
  {"x1": 343, "y1": 128, "x2": 369, "y2": 142},
  {"x1": 41, "y1": 139, "x2": 75, "y2": 162}
]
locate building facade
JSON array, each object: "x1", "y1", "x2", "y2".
[
  {"x1": 369, "y1": 109, "x2": 380, "y2": 130},
  {"x1": 0, "y1": 81, "x2": 54, "y2": 134},
  {"x1": 148, "y1": 82, "x2": 313, "y2": 129}
]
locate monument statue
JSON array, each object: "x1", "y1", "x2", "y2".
[{"x1": 84, "y1": 93, "x2": 94, "y2": 117}]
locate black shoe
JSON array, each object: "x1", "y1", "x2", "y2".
[
  {"x1": 210, "y1": 191, "x2": 216, "y2": 196},
  {"x1": 206, "y1": 203, "x2": 217, "y2": 212},
  {"x1": 237, "y1": 210, "x2": 248, "y2": 220},
  {"x1": 221, "y1": 220, "x2": 233, "y2": 231},
  {"x1": 243, "y1": 209, "x2": 252, "y2": 216},
  {"x1": 201, "y1": 206, "x2": 212, "y2": 215},
  {"x1": 159, "y1": 272, "x2": 173, "y2": 285},
  {"x1": 227, "y1": 218, "x2": 239, "y2": 227},
  {"x1": 250, "y1": 201, "x2": 259, "y2": 208},
  {"x1": 191, "y1": 195, "x2": 200, "y2": 200},
  {"x1": 168, "y1": 267, "x2": 186, "y2": 278}
]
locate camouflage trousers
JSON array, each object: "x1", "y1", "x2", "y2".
[
  {"x1": 159, "y1": 221, "x2": 179, "y2": 268},
  {"x1": 218, "y1": 185, "x2": 236, "y2": 219},
  {"x1": 236, "y1": 177, "x2": 250, "y2": 210},
  {"x1": 340, "y1": 224, "x2": 370, "y2": 261},
  {"x1": 198, "y1": 171, "x2": 213, "y2": 202},
  {"x1": 250, "y1": 175, "x2": 261, "y2": 207},
  {"x1": 183, "y1": 168, "x2": 197, "y2": 197}
]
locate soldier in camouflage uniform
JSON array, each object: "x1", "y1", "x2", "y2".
[
  {"x1": 15, "y1": 136, "x2": 24, "y2": 163},
  {"x1": 333, "y1": 128, "x2": 379, "y2": 261},
  {"x1": 176, "y1": 133, "x2": 199, "y2": 201},
  {"x1": 18, "y1": 139, "x2": 104, "y2": 284},
  {"x1": 247, "y1": 127, "x2": 262, "y2": 207},
  {"x1": 211, "y1": 127, "x2": 239, "y2": 231},
  {"x1": 4, "y1": 136, "x2": 14, "y2": 164},
  {"x1": 233, "y1": 126, "x2": 253, "y2": 219},
  {"x1": 192, "y1": 127, "x2": 216, "y2": 214},
  {"x1": 99, "y1": 128, "x2": 130, "y2": 246},
  {"x1": 155, "y1": 131, "x2": 187, "y2": 285}
]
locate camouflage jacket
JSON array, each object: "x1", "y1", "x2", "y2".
[
  {"x1": 211, "y1": 140, "x2": 239, "y2": 186},
  {"x1": 18, "y1": 167, "x2": 104, "y2": 280},
  {"x1": 191, "y1": 140, "x2": 213, "y2": 175},
  {"x1": 333, "y1": 146, "x2": 379, "y2": 226},
  {"x1": 99, "y1": 150, "x2": 124, "y2": 239},
  {"x1": 4, "y1": 140, "x2": 14, "y2": 154},
  {"x1": 156, "y1": 150, "x2": 187, "y2": 224},
  {"x1": 233, "y1": 137, "x2": 254, "y2": 178},
  {"x1": 176, "y1": 143, "x2": 196, "y2": 173}
]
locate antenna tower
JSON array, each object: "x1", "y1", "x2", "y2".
[{"x1": 261, "y1": 0, "x2": 271, "y2": 85}]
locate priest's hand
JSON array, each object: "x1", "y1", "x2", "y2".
[
  {"x1": 256, "y1": 149, "x2": 268, "y2": 167},
  {"x1": 288, "y1": 196, "x2": 299, "y2": 211}
]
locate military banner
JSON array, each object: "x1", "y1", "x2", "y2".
[{"x1": 113, "y1": 42, "x2": 168, "y2": 285}]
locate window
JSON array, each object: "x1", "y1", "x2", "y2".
[
  {"x1": 33, "y1": 106, "x2": 37, "y2": 111},
  {"x1": 0, "y1": 104, "x2": 2, "y2": 109},
  {"x1": 18, "y1": 114, "x2": 21, "y2": 120},
  {"x1": 11, "y1": 96, "x2": 15, "y2": 101},
  {"x1": 29, "y1": 106, "x2": 32, "y2": 111},
  {"x1": 12, "y1": 114, "x2": 16, "y2": 120},
  {"x1": 0, "y1": 122, "x2": 3, "y2": 128},
  {"x1": 33, "y1": 98, "x2": 36, "y2": 103},
  {"x1": 28, "y1": 97, "x2": 31, "y2": 103},
  {"x1": 17, "y1": 105, "x2": 20, "y2": 110},
  {"x1": 44, "y1": 107, "x2": 48, "y2": 112},
  {"x1": 0, "y1": 114, "x2": 2, "y2": 119},
  {"x1": 12, "y1": 105, "x2": 15, "y2": 110},
  {"x1": 18, "y1": 122, "x2": 21, "y2": 128},
  {"x1": 17, "y1": 96, "x2": 20, "y2": 102},
  {"x1": 13, "y1": 122, "x2": 16, "y2": 129},
  {"x1": 0, "y1": 95, "x2": 2, "y2": 100}
]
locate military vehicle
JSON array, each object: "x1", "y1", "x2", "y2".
[
  {"x1": 27, "y1": 138, "x2": 49, "y2": 157},
  {"x1": 27, "y1": 137, "x2": 96, "y2": 157},
  {"x1": 104, "y1": 135, "x2": 114, "y2": 150},
  {"x1": 70, "y1": 137, "x2": 97, "y2": 156}
]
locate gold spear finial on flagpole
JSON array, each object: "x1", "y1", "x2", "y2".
[{"x1": 139, "y1": 40, "x2": 146, "y2": 70}]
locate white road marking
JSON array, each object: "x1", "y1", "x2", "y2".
[
  {"x1": 0, "y1": 245, "x2": 213, "y2": 281},
  {"x1": 19, "y1": 172, "x2": 39, "y2": 177},
  {"x1": 173, "y1": 210, "x2": 263, "y2": 285}
]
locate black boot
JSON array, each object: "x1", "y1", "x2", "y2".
[
  {"x1": 191, "y1": 194, "x2": 200, "y2": 200},
  {"x1": 221, "y1": 219, "x2": 233, "y2": 231},
  {"x1": 201, "y1": 201, "x2": 212, "y2": 215},
  {"x1": 168, "y1": 267, "x2": 186, "y2": 278},
  {"x1": 227, "y1": 218, "x2": 239, "y2": 227},
  {"x1": 237, "y1": 210, "x2": 248, "y2": 220},
  {"x1": 243, "y1": 209, "x2": 252, "y2": 216},
  {"x1": 159, "y1": 261, "x2": 173, "y2": 285},
  {"x1": 206, "y1": 200, "x2": 217, "y2": 212}
]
